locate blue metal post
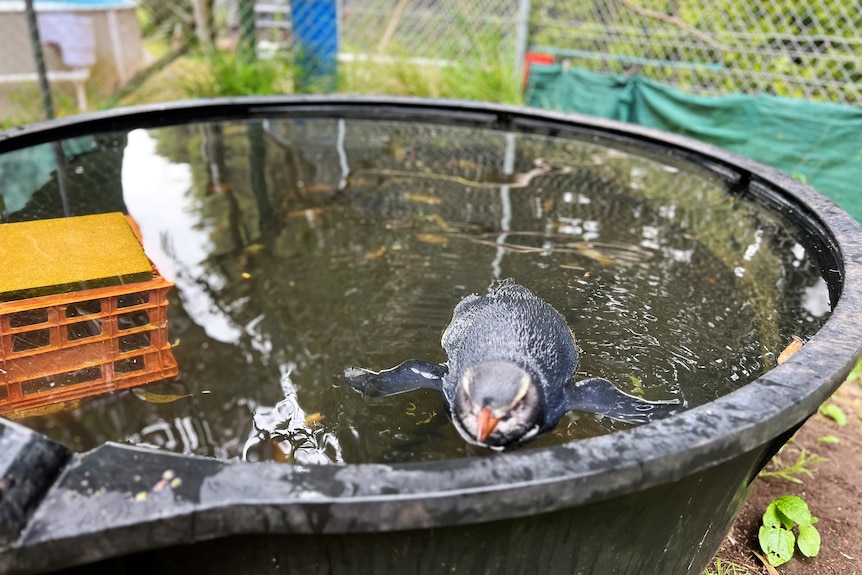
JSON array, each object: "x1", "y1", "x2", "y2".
[{"x1": 291, "y1": 0, "x2": 339, "y2": 92}]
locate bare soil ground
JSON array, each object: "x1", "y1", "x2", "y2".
[{"x1": 712, "y1": 377, "x2": 862, "y2": 574}]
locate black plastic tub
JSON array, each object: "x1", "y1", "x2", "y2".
[{"x1": 1, "y1": 97, "x2": 861, "y2": 575}]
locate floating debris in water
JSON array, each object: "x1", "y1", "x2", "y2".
[
  {"x1": 346, "y1": 176, "x2": 375, "y2": 188},
  {"x1": 304, "y1": 412, "x2": 324, "y2": 426},
  {"x1": 390, "y1": 143, "x2": 408, "y2": 162},
  {"x1": 363, "y1": 246, "x2": 387, "y2": 261},
  {"x1": 360, "y1": 158, "x2": 566, "y2": 190},
  {"x1": 300, "y1": 183, "x2": 336, "y2": 194},
  {"x1": 404, "y1": 193, "x2": 442, "y2": 206},
  {"x1": 458, "y1": 232, "x2": 628, "y2": 266},
  {"x1": 628, "y1": 375, "x2": 645, "y2": 397},
  {"x1": 777, "y1": 336, "x2": 805, "y2": 365},
  {"x1": 405, "y1": 402, "x2": 437, "y2": 425},
  {"x1": 132, "y1": 389, "x2": 192, "y2": 404},
  {"x1": 428, "y1": 213, "x2": 454, "y2": 232},
  {"x1": 6, "y1": 400, "x2": 81, "y2": 420},
  {"x1": 287, "y1": 207, "x2": 324, "y2": 219},
  {"x1": 415, "y1": 233, "x2": 449, "y2": 246},
  {"x1": 569, "y1": 244, "x2": 615, "y2": 266}
]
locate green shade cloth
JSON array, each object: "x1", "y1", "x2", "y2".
[{"x1": 527, "y1": 64, "x2": 862, "y2": 222}]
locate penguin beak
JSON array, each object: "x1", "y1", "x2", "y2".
[{"x1": 476, "y1": 406, "x2": 500, "y2": 443}]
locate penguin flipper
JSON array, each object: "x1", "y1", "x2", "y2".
[
  {"x1": 566, "y1": 377, "x2": 684, "y2": 424},
  {"x1": 344, "y1": 359, "x2": 447, "y2": 398}
]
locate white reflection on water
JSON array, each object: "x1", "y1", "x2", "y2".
[
  {"x1": 121, "y1": 128, "x2": 242, "y2": 345},
  {"x1": 243, "y1": 367, "x2": 343, "y2": 465},
  {"x1": 803, "y1": 277, "x2": 830, "y2": 318}
]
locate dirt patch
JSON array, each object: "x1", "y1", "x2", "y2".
[{"x1": 711, "y1": 378, "x2": 862, "y2": 574}]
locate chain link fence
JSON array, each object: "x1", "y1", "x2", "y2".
[
  {"x1": 342, "y1": 0, "x2": 527, "y2": 62},
  {"x1": 530, "y1": 0, "x2": 862, "y2": 104},
  {"x1": 0, "y1": 0, "x2": 147, "y2": 123},
  {"x1": 0, "y1": 0, "x2": 529, "y2": 123},
  {"x1": 0, "y1": 0, "x2": 859, "y2": 124}
]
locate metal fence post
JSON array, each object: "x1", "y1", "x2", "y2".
[
  {"x1": 237, "y1": 0, "x2": 257, "y2": 62},
  {"x1": 291, "y1": 0, "x2": 340, "y2": 92},
  {"x1": 22, "y1": 0, "x2": 72, "y2": 213},
  {"x1": 513, "y1": 0, "x2": 531, "y2": 85},
  {"x1": 22, "y1": 0, "x2": 53, "y2": 120}
]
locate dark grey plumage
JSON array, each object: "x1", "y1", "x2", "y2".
[{"x1": 440, "y1": 282, "x2": 576, "y2": 446}]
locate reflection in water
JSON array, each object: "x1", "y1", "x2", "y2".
[
  {"x1": 1, "y1": 134, "x2": 128, "y2": 222},
  {"x1": 122, "y1": 129, "x2": 243, "y2": 345},
  {"x1": 243, "y1": 366, "x2": 343, "y2": 465},
  {"x1": 803, "y1": 279, "x2": 831, "y2": 318},
  {"x1": 6, "y1": 117, "x2": 832, "y2": 464}
]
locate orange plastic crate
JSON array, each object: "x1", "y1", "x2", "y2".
[
  {"x1": 0, "y1": 272, "x2": 179, "y2": 415},
  {"x1": 0, "y1": 215, "x2": 179, "y2": 416}
]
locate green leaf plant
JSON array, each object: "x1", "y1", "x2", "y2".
[
  {"x1": 818, "y1": 403, "x2": 847, "y2": 426},
  {"x1": 758, "y1": 495, "x2": 821, "y2": 567}
]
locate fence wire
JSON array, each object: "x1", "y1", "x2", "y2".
[
  {"x1": 341, "y1": 0, "x2": 526, "y2": 62},
  {"x1": 0, "y1": 0, "x2": 859, "y2": 124},
  {"x1": 530, "y1": 0, "x2": 862, "y2": 104}
]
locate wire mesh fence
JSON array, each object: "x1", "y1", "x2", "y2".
[
  {"x1": 0, "y1": 0, "x2": 530, "y2": 122},
  {"x1": 0, "y1": 0, "x2": 859, "y2": 125},
  {"x1": 341, "y1": 0, "x2": 527, "y2": 62},
  {"x1": 0, "y1": 0, "x2": 130, "y2": 120},
  {"x1": 530, "y1": 0, "x2": 862, "y2": 104}
]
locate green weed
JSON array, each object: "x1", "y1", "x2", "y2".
[
  {"x1": 702, "y1": 558, "x2": 751, "y2": 575},
  {"x1": 818, "y1": 403, "x2": 847, "y2": 426},
  {"x1": 758, "y1": 495, "x2": 820, "y2": 567},
  {"x1": 758, "y1": 442, "x2": 827, "y2": 484},
  {"x1": 340, "y1": 19, "x2": 521, "y2": 104},
  {"x1": 179, "y1": 50, "x2": 294, "y2": 98}
]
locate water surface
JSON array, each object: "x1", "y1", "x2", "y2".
[{"x1": 2, "y1": 118, "x2": 830, "y2": 463}]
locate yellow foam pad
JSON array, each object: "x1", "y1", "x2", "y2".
[{"x1": 0, "y1": 213, "x2": 153, "y2": 302}]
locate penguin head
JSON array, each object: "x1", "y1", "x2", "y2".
[{"x1": 453, "y1": 360, "x2": 542, "y2": 448}]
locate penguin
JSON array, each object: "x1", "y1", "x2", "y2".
[{"x1": 345, "y1": 281, "x2": 683, "y2": 450}]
